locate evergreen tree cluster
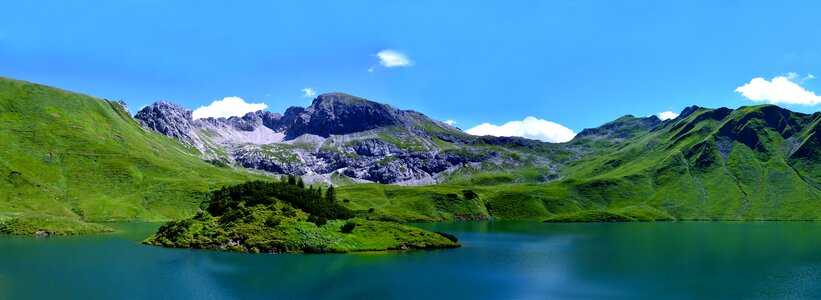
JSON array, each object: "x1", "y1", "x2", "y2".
[{"x1": 204, "y1": 179, "x2": 352, "y2": 221}]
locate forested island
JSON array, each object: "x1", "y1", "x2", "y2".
[{"x1": 143, "y1": 178, "x2": 460, "y2": 253}]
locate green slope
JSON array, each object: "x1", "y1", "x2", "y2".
[
  {"x1": 339, "y1": 105, "x2": 821, "y2": 222},
  {"x1": 0, "y1": 77, "x2": 265, "y2": 232},
  {"x1": 553, "y1": 105, "x2": 821, "y2": 220}
]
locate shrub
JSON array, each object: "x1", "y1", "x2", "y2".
[
  {"x1": 204, "y1": 159, "x2": 229, "y2": 167},
  {"x1": 368, "y1": 208, "x2": 375, "y2": 213},
  {"x1": 308, "y1": 215, "x2": 327, "y2": 226},
  {"x1": 462, "y1": 190, "x2": 479, "y2": 200},
  {"x1": 265, "y1": 216, "x2": 281, "y2": 227},
  {"x1": 341, "y1": 221, "x2": 356, "y2": 233}
]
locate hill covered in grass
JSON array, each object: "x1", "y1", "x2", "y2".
[
  {"x1": 0, "y1": 76, "x2": 266, "y2": 234},
  {"x1": 144, "y1": 180, "x2": 459, "y2": 253},
  {"x1": 337, "y1": 105, "x2": 821, "y2": 222}
]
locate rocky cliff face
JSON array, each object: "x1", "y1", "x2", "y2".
[
  {"x1": 134, "y1": 93, "x2": 558, "y2": 185},
  {"x1": 285, "y1": 93, "x2": 407, "y2": 139},
  {"x1": 135, "y1": 101, "x2": 199, "y2": 144}
]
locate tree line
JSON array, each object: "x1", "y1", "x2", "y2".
[{"x1": 203, "y1": 177, "x2": 352, "y2": 222}]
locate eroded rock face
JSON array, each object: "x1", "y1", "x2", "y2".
[
  {"x1": 135, "y1": 101, "x2": 198, "y2": 144},
  {"x1": 197, "y1": 111, "x2": 282, "y2": 132}
]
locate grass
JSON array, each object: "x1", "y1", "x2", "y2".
[
  {"x1": 336, "y1": 184, "x2": 489, "y2": 222},
  {"x1": 0, "y1": 76, "x2": 267, "y2": 229},
  {"x1": 0, "y1": 214, "x2": 112, "y2": 235}
]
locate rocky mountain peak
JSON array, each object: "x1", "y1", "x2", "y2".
[
  {"x1": 575, "y1": 114, "x2": 661, "y2": 141},
  {"x1": 116, "y1": 100, "x2": 129, "y2": 113},
  {"x1": 134, "y1": 101, "x2": 197, "y2": 143},
  {"x1": 284, "y1": 93, "x2": 405, "y2": 139},
  {"x1": 678, "y1": 105, "x2": 702, "y2": 120},
  {"x1": 312, "y1": 93, "x2": 378, "y2": 106}
]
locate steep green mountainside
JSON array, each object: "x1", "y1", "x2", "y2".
[
  {"x1": 0, "y1": 77, "x2": 265, "y2": 231},
  {"x1": 553, "y1": 104, "x2": 821, "y2": 220},
  {"x1": 339, "y1": 105, "x2": 821, "y2": 221}
]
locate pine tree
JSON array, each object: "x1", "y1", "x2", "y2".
[
  {"x1": 325, "y1": 185, "x2": 336, "y2": 202},
  {"x1": 297, "y1": 177, "x2": 305, "y2": 188},
  {"x1": 287, "y1": 175, "x2": 296, "y2": 185}
]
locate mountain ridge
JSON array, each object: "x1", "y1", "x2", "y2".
[{"x1": 134, "y1": 93, "x2": 557, "y2": 185}]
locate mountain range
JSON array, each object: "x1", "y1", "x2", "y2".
[
  {"x1": 133, "y1": 93, "x2": 561, "y2": 185},
  {"x1": 1, "y1": 76, "x2": 820, "y2": 234}
]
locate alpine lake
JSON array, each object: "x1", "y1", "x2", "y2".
[{"x1": 1, "y1": 221, "x2": 820, "y2": 299}]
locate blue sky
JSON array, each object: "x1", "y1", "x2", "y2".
[{"x1": 2, "y1": 0, "x2": 821, "y2": 142}]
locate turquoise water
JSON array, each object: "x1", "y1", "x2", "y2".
[{"x1": 1, "y1": 221, "x2": 820, "y2": 299}]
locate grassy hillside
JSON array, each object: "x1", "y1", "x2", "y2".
[
  {"x1": 553, "y1": 105, "x2": 821, "y2": 220},
  {"x1": 0, "y1": 77, "x2": 265, "y2": 232},
  {"x1": 340, "y1": 105, "x2": 821, "y2": 222}
]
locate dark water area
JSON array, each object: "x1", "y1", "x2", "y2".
[{"x1": 1, "y1": 221, "x2": 820, "y2": 299}]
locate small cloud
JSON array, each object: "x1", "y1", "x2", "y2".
[
  {"x1": 444, "y1": 120, "x2": 457, "y2": 126},
  {"x1": 465, "y1": 116, "x2": 576, "y2": 143},
  {"x1": 376, "y1": 49, "x2": 413, "y2": 68},
  {"x1": 192, "y1": 97, "x2": 267, "y2": 119},
  {"x1": 657, "y1": 111, "x2": 679, "y2": 120},
  {"x1": 736, "y1": 73, "x2": 821, "y2": 106},
  {"x1": 301, "y1": 88, "x2": 316, "y2": 98},
  {"x1": 367, "y1": 66, "x2": 375, "y2": 73}
]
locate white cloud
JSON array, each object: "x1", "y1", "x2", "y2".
[
  {"x1": 444, "y1": 120, "x2": 457, "y2": 126},
  {"x1": 301, "y1": 88, "x2": 316, "y2": 98},
  {"x1": 657, "y1": 111, "x2": 679, "y2": 120},
  {"x1": 735, "y1": 73, "x2": 821, "y2": 106},
  {"x1": 465, "y1": 116, "x2": 576, "y2": 143},
  {"x1": 376, "y1": 49, "x2": 413, "y2": 67},
  {"x1": 192, "y1": 97, "x2": 267, "y2": 119}
]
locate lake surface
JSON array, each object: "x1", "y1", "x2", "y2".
[{"x1": 1, "y1": 221, "x2": 821, "y2": 299}]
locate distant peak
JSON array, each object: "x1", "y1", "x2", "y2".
[
  {"x1": 312, "y1": 93, "x2": 376, "y2": 106},
  {"x1": 679, "y1": 105, "x2": 702, "y2": 119}
]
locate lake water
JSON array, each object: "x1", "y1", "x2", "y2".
[{"x1": 1, "y1": 221, "x2": 820, "y2": 299}]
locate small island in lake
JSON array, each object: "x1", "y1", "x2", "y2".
[{"x1": 143, "y1": 179, "x2": 460, "y2": 253}]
